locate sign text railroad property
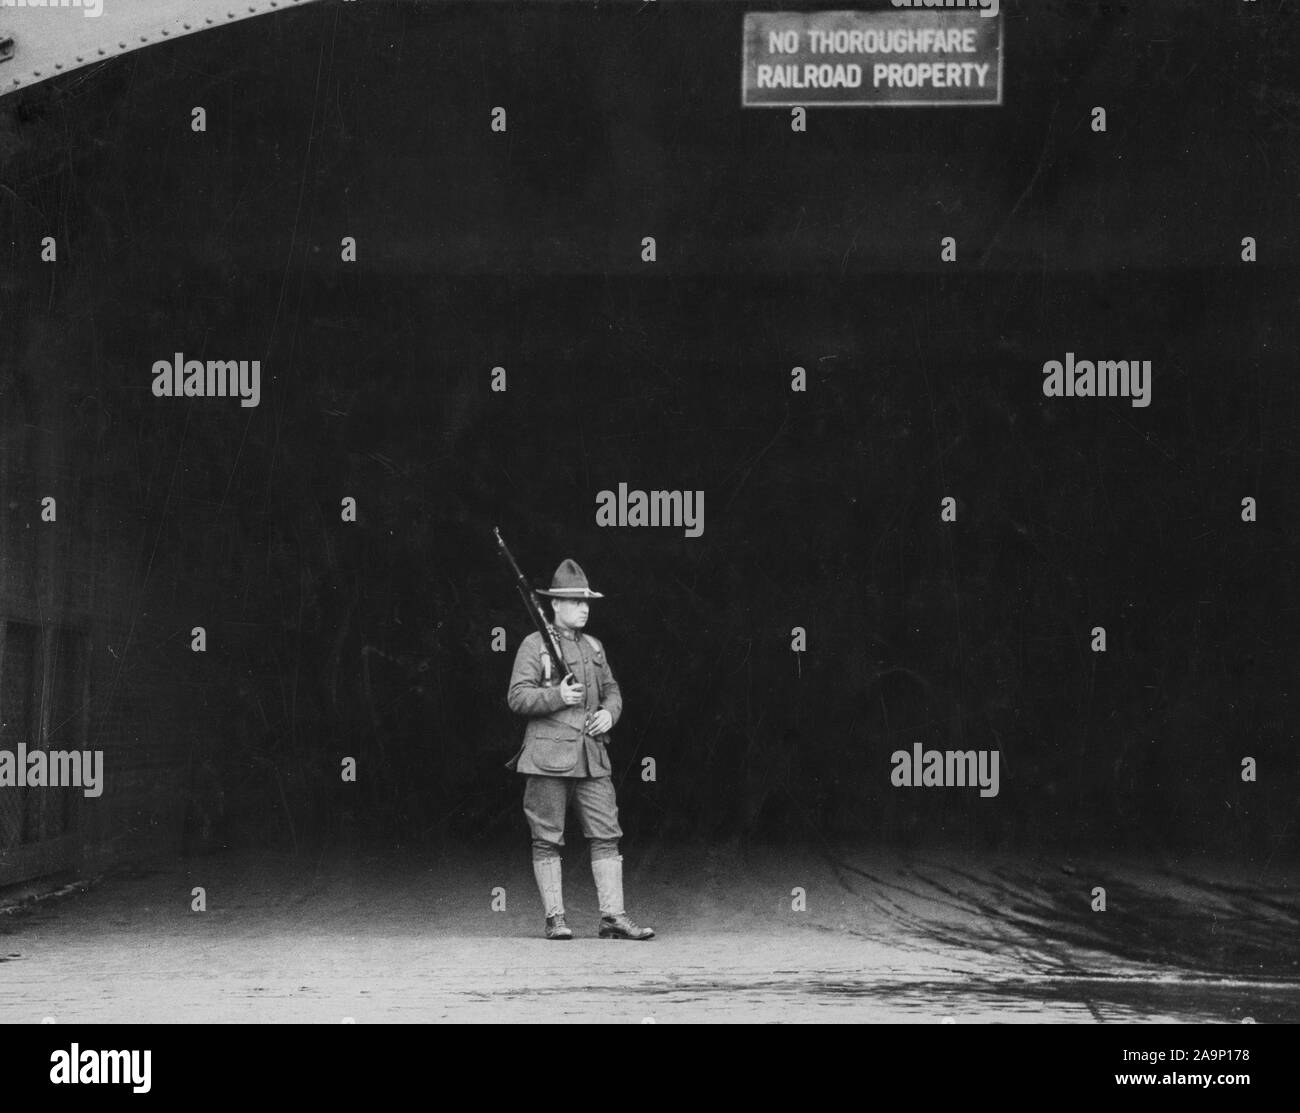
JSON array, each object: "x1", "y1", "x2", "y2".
[{"x1": 743, "y1": 10, "x2": 1003, "y2": 107}]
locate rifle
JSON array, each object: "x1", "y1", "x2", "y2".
[{"x1": 493, "y1": 527, "x2": 574, "y2": 686}]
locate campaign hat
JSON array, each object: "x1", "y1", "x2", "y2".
[{"x1": 536, "y1": 559, "x2": 604, "y2": 599}]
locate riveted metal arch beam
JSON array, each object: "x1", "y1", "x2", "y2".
[{"x1": 0, "y1": 0, "x2": 325, "y2": 98}]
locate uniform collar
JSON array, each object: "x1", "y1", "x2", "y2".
[{"x1": 553, "y1": 626, "x2": 583, "y2": 642}]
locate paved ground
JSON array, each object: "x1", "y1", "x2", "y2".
[{"x1": 2, "y1": 844, "x2": 1297, "y2": 1023}]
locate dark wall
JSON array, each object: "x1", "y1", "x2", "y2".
[
  {"x1": 2, "y1": 1, "x2": 1296, "y2": 858},
  {"x1": 0, "y1": 258, "x2": 200, "y2": 882}
]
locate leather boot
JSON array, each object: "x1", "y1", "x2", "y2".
[
  {"x1": 533, "y1": 858, "x2": 572, "y2": 940},
  {"x1": 591, "y1": 855, "x2": 655, "y2": 940}
]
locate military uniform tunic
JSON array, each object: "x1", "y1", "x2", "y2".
[
  {"x1": 506, "y1": 626, "x2": 622, "y2": 777},
  {"x1": 507, "y1": 625, "x2": 624, "y2": 852}
]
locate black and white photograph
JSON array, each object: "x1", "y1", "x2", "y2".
[{"x1": 0, "y1": 0, "x2": 1296, "y2": 1081}]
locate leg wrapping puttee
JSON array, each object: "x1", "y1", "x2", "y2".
[
  {"x1": 590, "y1": 854, "x2": 625, "y2": 917},
  {"x1": 533, "y1": 856, "x2": 565, "y2": 918}
]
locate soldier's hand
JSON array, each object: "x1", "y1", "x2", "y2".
[
  {"x1": 559, "y1": 674, "x2": 585, "y2": 706},
  {"x1": 586, "y1": 709, "x2": 613, "y2": 736}
]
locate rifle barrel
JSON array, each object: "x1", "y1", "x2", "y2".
[{"x1": 494, "y1": 528, "x2": 573, "y2": 684}]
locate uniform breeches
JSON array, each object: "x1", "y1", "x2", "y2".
[{"x1": 524, "y1": 774, "x2": 623, "y2": 861}]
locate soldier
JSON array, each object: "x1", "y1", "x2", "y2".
[{"x1": 507, "y1": 559, "x2": 655, "y2": 942}]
